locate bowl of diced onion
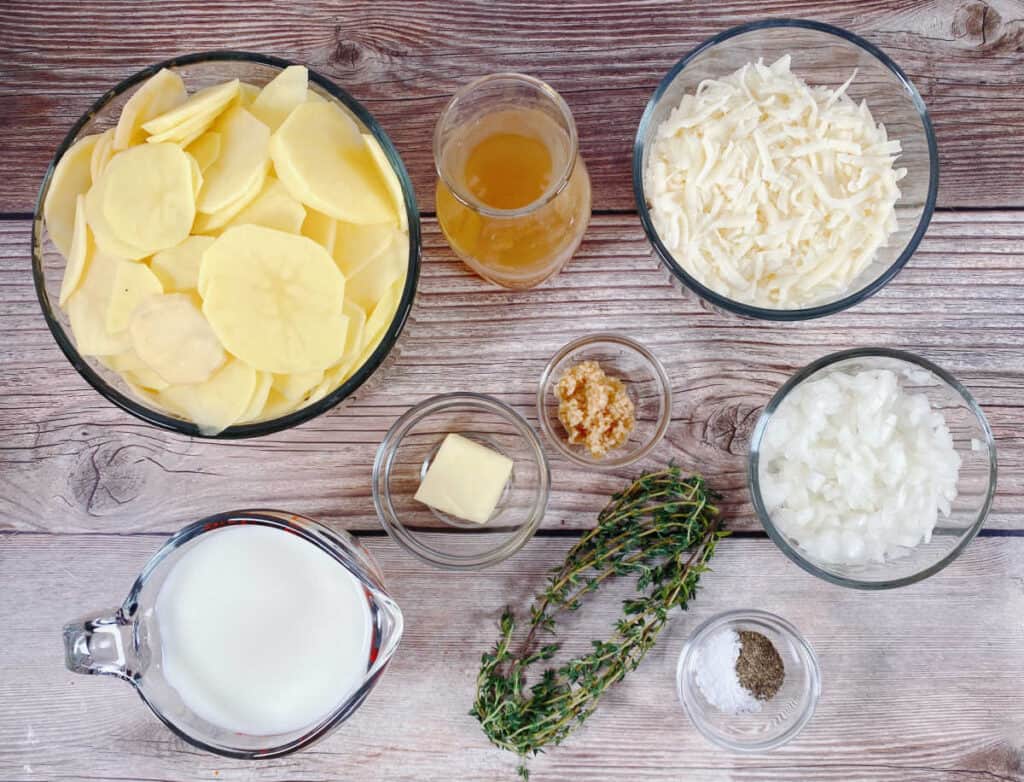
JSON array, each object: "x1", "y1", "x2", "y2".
[
  {"x1": 33, "y1": 51, "x2": 420, "y2": 438},
  {"x1": 633, "y1": 19, "x2": 938, "y2": 320},
  {"x1": 748, "y1": 348, "x2": 997, "y2": 589}
]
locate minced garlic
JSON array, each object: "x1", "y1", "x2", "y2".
[{"x1": 555, "y1": 360, "x2": 635, "y2": 458}]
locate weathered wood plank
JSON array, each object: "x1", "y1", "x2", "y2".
[
  {"x1": 1, "y1": 213, "x2": 1021, "y2": 533},
  {"x1": 1, "y1": 533, "x2": 1021, "y2": 781},
  {"x1": 1, "y1": 0, "x2": 1024, "y2": 211}
]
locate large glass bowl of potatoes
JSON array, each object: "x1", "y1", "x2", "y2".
[{"x1": 33, "y1": 51, "x2": 420, "y2": 438}]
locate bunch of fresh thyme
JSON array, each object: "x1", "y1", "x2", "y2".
[{"x1": 472, "y1": 468, "x2": 726, "y2": 778}]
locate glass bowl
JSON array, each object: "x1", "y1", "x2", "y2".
[
  {"x1": 372, "y1": 392, "x2": 550, "y2": 569},
  {"x1": 677, "y1": 609, "x2": 821, "y2": 751},
  {"x1": 633, "y1": 19, "x2": 938, "y2": 321},
  {"x1": 537, "y1": 333, "x2": 672, "y2": 469},
  {"x1": 32, "y1": 51, "x2": 421, "y2": 438},
  {"x1": 749, "y1": 348, "x2": 998, "y2": 589}
]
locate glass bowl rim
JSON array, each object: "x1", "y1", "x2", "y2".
[
  {"x1": 372, "y1": 391, "x2": 551, "y2": 570},
  {"x1": 676, "y1": 608, "x2": 821, "y2": 752},
  {"x1": 536, "y1": 332, "x2": 673, "y2": 469},
  {"x1": 747, "y1": 347, "x2": 998, "y2": 590},
  {"x1": 631, "y1": 18, "x2": 940, "y2": 321},
  {"x1": 32, "y1": 49, "x2": 422, "y2": 439}
]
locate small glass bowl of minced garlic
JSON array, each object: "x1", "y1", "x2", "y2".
[
  {"x1": 677, "y1": 609, "x2": 821, "y2": 751},
  {"x1": 537, "y1": 333, "x2": 671, "y2": 468}
]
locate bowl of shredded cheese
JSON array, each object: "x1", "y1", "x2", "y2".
[
  {"x1": 749, "y1": 348, "x2": 997, "y2": 589},
  {"x1": 633, "y1": 20, "x2": 938, "y2": 320}
]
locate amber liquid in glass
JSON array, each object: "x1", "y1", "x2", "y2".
[{"x1": 436, "y1": 107, "x2": 591, "y2": 289}]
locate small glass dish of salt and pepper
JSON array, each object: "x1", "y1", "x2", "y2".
[{"x1": 676, "y1": 609, "x2": 821, "y2": 751}]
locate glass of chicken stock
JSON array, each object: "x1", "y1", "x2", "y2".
[{"x1": 434, "y1": 73, "x2": 592, "y2": 289}]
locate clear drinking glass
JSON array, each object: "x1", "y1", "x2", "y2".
[
  {"x1": 434, "y1": 73, "x2": 592, "y2": 289},
  {"x1": 62, "y1": 510, "x2": 404, "y2": 758}
]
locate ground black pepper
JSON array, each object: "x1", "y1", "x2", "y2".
[{"x1": 736, "y1": 630, "x2": 785, "y2": 700}]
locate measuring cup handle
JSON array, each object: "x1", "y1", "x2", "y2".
[{"x1": 63, "y1": 609, "x2": 136, "y2": 681}]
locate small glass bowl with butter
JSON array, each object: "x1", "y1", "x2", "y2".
[
  {"x1": 372, "y1": 392, "x2": 550, "y2": 569},
  {"x1": 537, "y1": 333, "x2": 672, "y2": 469}
]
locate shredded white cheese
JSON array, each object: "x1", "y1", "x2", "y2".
[{"x1": 644, "y1": 56, "x2": 907, "y2": 309}]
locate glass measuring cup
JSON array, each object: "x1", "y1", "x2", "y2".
[
  {"x1": 62, "y1": 510, "x2": 404, "y2": 758},
  {"x1": 434, "y1": 72, "x2": 592, "y2": 289}
]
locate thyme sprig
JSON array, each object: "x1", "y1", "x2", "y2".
[{"x1": 472, "y1": 468, "x2": 726, "y2": 778}]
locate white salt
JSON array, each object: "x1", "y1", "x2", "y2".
[{"x1": 694, "y1": 628, "x2": 762, "y2": 715}]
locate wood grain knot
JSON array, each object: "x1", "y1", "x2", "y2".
[
  {"x1": 701, "y1": 402, "x2": 761, "y2": 456},
  {"x1": 70, "y1": 441, "x2": 150, "y2": 515},
  {"x1": 953, "y1": 1, "x2": 1024, "y2": 53}
]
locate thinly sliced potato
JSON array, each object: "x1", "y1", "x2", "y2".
[
  {"x1": 332, "y1": 221, "x2": 395, "y2": 278},
  {"x1": 145, "y1": 108, "x2": 220, "y2": 147},
  {"x1": 129, "y1": 293, "x2": 226, "y2": 384},
  {"x1": 360, "y1": 277, "x2": 403, "y2": 357},
  {"x1": 225, "y1": 176, "x2": 305, "y2": 234},
  {"x1": 186, "y1": 132, "x2": 221, "y2": 172},
  {"x1": 192, "y1": 174, "x2": 264, "y2": 235},
  {"x1": 272, "y1": 369, "x2": 323, "y2": 403},
  {"x1": 238, "y1": 82, "x2": 261, "y2": 107},
  {"x1": 158, "y1": 359, "x2": 256, "y2": 435},
  {"x1": 44, "y1": 133, "x2": 100, "y2": 258},
  {"x1": 363, "y1": 132, "x2": 407, "y2": 231},
  {"x1": 84, "y1": 173, "x2": 150, "y2": 260},
  {"x1": 301, "y1": 208, "x2": 337, "y2": 254},
  {"x1": 237, "y1": 370, "x2": 273, "y2": 423},
  {"x1": 98, "y1": 143, "x2": 195, "y2": 256},
  {"x1": 259, "y1": 389, "x2": 299, "y2": 421},
  {"x1": 150, "y1": 235, "x2": 215, "y2": 292},
  {"x1": 114, "y1": 69, "x2": 187, "y2": 150},
  {"x1": 197, "y1": 106, "x2": 270, "y2": 213},
  {"x1": 141, "y1": 79, "x2": 239, "y2": 136},
  {"x1": 106, "y1": 261, "x2": 163, "y2": 333},
  {"x1": 249, "y1": 65, "x2": 307, "y2": 132},
  {"x1": 344, "y1": 232, "x2": 407, "y2": 312},
  {"x1": 270, "y1": 101, "x2": 393, "y2": 224},
  {"x1": 124, "y1": 365, "x2": 171, "y2": 391},
  {"x1": 201, "y1": 225, "x2": 347, "y2": 373},
  {"x1": 90, "y1": 129, "x2": 116, "y2": 182},
  {"x1": 66, "y1": 250, "x2": 132, "y2": 356},
  {"x1": 305, "y1": 88, "x2": 326, "y2": 103},
  {"x1": 187, "y1": 152, "x2": 203, "y2": 199},
  {"x1": 59, "y1": 195, "x2": 91, "y2": 306}
]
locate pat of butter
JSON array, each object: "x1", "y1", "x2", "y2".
[{"x1": 414, "y1": 433, "x2": 513, "y2": 525}]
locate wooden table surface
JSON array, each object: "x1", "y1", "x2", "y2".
[{"x1": 2, "y1": 1, "x2": 1023, "y2": 780}]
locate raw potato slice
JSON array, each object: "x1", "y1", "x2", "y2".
[
  {"x1": 272, "y1": 369, "x2": 323, "y2": 403},
  {"x1": 225, "y1": 176, "x2": 306, "y2": 234},
  {"x1": 90, "y1": 129, "x2": 116, "y2": 182},
  {"x1": 150, "y1": 235, "x2": 215, "y2": 292},
  {"x1": 114, "y1": 69, "x2": 187, "y2": 150},
  {"x1": 187, "y1": 153, "x2": 203, "y2": 199},
  {"x1": 85, "y1": 174, "x2": 150, "y2": 260},
  {"x1": 146, "y1": 108, "x2": 221, "y2": 148},
  {"x1": 259, "y1": 389, "x2": 299, "y2": 421},
  {"x1": 237, "y1": 370, "x2": 273, "y2": 423},
  {"x1": 270, "y1": 101, "x2": 394, "y2": 224},
  {"x1": 98, "y1": 143, "x2": 195, "y2": 255},
  {"x1": 305, "y1": 88, "x2": 326, "y2": 103},
  {"x1": 197, "y1": 106, "x2": 270, "y2": 213},
  {"x1": 344, "y1": 232, "x2": 407, "y2": 312},
  {"x1": 363, "y1": 132, "x2": 407, "y2": 231},
  {"x1": 192, "y1": 174, "x2": 263, "y2": 235},
  {"x1": 43, "y1": 133, "x2": 99, "y2": 258},
  {"x1": 129, "y1": 293, "x2": 225, "y2": 384},
  {"x1": 201, "y1": 225, "x2": 347, "y2": 373},
  {"x1": 66, "y1": 250, "x2": 132, "y2": 356},
  {"x1": 158, "y1": 359, "x2": 256, "y2": 435},
  {"x1": 307, "y1": 298, "x2": 368, "y2": 402},
  {"x1": 59, "y1": 195, "x2": 91, "y2": 305},
  {"x1": 141, "y1": 79, "x2": 239, "y2": 137},
  {"x1": 106, "y1": 261, "x2": 163, "y2": 333},
  {"x1": 238, "y1": 82, "x2": 261, "y2": 107},
  {"x1": 333, "y1": 221, "x2": 395, "y2": 278},
  {"x1": 186, "y1": 132, "x2": 221, "y2": 172},
  {"x1": 249, "y1": 65, "x2": 307, "y2": 132},
  {"x1": 301, "y1": 208, "x2": 337, "y2": 254}
]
